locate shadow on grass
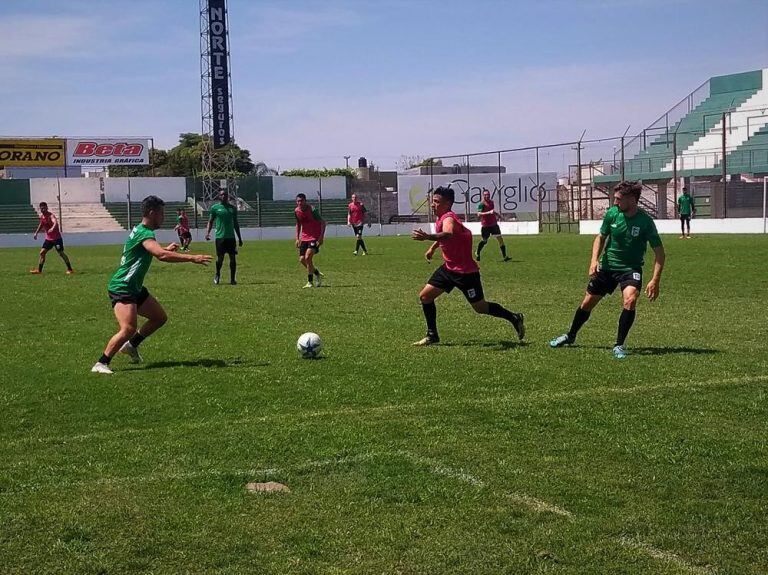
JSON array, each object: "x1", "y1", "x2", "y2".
[
  {"x1": 135, "y1": 358, "x2": 268, "y2": 370},
  {"x1": 583, "y1": 345, "x2": 720, "y2": 356},
  {"x1": 440, "y1": 340, "x2": 529, "y2": 350}
]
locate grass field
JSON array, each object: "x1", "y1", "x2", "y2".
[{"x1": 1, "y1": 233, "x2": 767, "y2": 574}]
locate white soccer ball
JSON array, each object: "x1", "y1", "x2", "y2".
[{"x1": 297, "y1": 332, "x2": 322, "y2": 359}]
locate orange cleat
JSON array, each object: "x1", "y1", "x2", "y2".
[
  {"x1": 66, "y1": 269, "x2": 75, "y2": 275},
  {"x1": 30, "y1": 269, "x2": 42, "y2": 274}
]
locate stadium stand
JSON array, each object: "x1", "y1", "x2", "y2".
[
  {"x1": 0, "y1": 204, "x2": 40, "y2": 234},
  {"x1": 104, "y1": 201, "x2": 192, "y2": 230}
]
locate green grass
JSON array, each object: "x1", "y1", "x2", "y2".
[{"x1": 1, "y1": 234, "x2": 767, "y2": 574}]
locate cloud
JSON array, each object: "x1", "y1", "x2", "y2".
[{"x1": 0, "y1": 14, "x2": 94, "y2": 59}]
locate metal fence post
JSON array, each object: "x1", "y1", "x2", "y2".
[
  {"x1": 536, "y1": 147, "x2": 542, "y2": 232},
  {"x1": 56, "y1": 178, "x2": 63, "y2": 233},
  {"x1": 127, "y1": 179, "x2": 132, "y2": 230},
  {"x1": 722, "y1": 112, "x2": 727, "y2": 218}
]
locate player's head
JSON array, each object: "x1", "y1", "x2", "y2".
[
  {"x1": 296, "y1": 193, "x2": 308, "y2": 208},
  {"x1": 613, "y1": 180, "x2": 641, "y2": 212},
  {"x1": 431, "y1": 186, "x2": 454, "y2": 215},
  {"x1": 218, "y1": 190, "x2": 229, "y2": 203},
  {"x1": 683, "y1": 186, "x2": 689, "y2": 195},
  {"x1": 39, "y1": 202, "x2": 49, "y2": 214},
  {"x1": 351, "y1": 193, "x2": 358, "y2": 203},
  {"x1": 482, "y1": 188, "x2": 491, "y2": 201},
  {"x1": 177, "y1": 207, "x2": 184, "y2": 214},
  {"x1": 141, "y1": 195, "x2": 165, "y2": 229}
]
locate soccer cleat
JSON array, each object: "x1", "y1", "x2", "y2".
[
  {"x1": 213, "y1": 275, "x2": 220, "y2": 285},
  {"x1": 66, "y1": 269, "x2": 75, "y2": 275},
  {"x1": 679, "y1": 235, "x2": 686, "y2": 239},
  {"x1": 230, "y1": 279, "x2": 237, "y2": 285},
  {"x1": 511, "y1": 313, "x2": 525, "y2": 341},
  {"x1": 361, "y1": 251, "x2": 367, "y2": 256},
  {"x1": 315, "y1": 272, "x2": 324, "y2": 287},
  {"x1": 503, "y1": 257, "x2": 511, "y2": 262},
  {"x1": 30, "y1": 269, "x2": 42, "y2": 274},
  {"x1": 119, "y1": 341, "x2": 143, "y2": 364},
  {"x1": 353, "y1": 251, "x2": 358, "y2": 255},
  {"x1": 613, "y1": 345, "x2": 628, "y2": 359},
  {"x1": 549, "y1": 334, "x2": 573, "y2": 348},
  {"x1": 91, "y1": 362, "x2": 113, "y2": 374},
  {"x1": 302, "y1": 282, "x2": 314, "y2": 288},
  {"x1": 412, "y1": 334, "x2": 439, "y2": 346}
]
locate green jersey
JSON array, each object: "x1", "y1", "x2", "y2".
[
  {"x1": 210, "y1": 202, "x2": 238, "y2": 239},
  {"x1": 107, "y1": 223, "x2": 156, "y2": 295},
  {"x1": 599, "y1": 206, "x2": 662, "y2": 272},
  {"x1": 678, "y1": 194, "x2": 694, "y2": 216}
]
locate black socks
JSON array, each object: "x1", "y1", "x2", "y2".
[
  {"x1": 616, "y1": 308, "x2": 636, "y2": 347},
  {"x1": 487, "y1": 302, "x2": 516, "y2": 322},
  {"x1": 568, "y1": 307, "x2": 591, "y2": 341},
  {"x1": 421, "y1": 302, "x2": 438, "y2": 336},
  {"x1": 129, "y1": 333, "x2": 146, "y2": 348}
]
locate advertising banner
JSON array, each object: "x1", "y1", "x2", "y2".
[
  {"x1": 0, "y1": 138, "x2": 65, "y2": 167},
  {"x1": 66, "y1": 139, "x2": 150, "y2": 166},
  {"x1": 397, "y1": 172, "x2": 558, "y2": 216},
  {"x1": 208, "y1": 0, "x2": 231, "y2": 148}
]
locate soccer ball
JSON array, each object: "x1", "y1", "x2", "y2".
[{"x1": 297, "y1": 332, "x2": 322, "y2": 359}]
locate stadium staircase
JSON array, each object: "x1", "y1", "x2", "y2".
[
  {"x1": 199, "y1": 199, "x2": 351, "y2": 228},
  {"x1": 59, "y1": 203, "x2": 124, "y2": 232},
  {"x1": 0, "y1": 204, "x2": 40, "y2": 234},
  {"x1": 104, "y1": 201, "x2": 191, "y2": 230}
]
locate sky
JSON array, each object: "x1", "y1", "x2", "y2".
[{"x1": 0, "y1": 0, "x2": 766, "y2": 171}]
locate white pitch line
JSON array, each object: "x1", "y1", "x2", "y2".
[
  {"x1": 4, "y1": 374, "x2": 766, "y2": 449},
  {"x1": 394, "y1": 450, "x2": 486, "y2": 487},
  {"x1": 617, "y1": 536, "x2": 718, "y2": 575},
  {"x1": 506, "y1": 493, "x2": 573, "y2": 518}
]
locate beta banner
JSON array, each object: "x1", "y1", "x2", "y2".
[
  {"x1": 66, "y1": 139, "x2": 150, "y2": 166},
  {"x1": 0, "y1": 138, "x2": 65, "y2": 167},
  {"x1": 397, "y1": 173, "x2": 558, "y2": 216}
]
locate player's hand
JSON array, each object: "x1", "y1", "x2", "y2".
[
  {"x1": 318, "y1": 238, "x2": 324, "y2": 246},
  {"x1": 238, "y1": 239, "x2": 243, "y2": 247},
  {"x1": 588, "y1": 260, "x2": 599, "y2": 278},
  {"x1": 33, "y1": 234, "x2": 37, "y2": 240},
  {"x1": 194, "y1": 254, "x2": 212, "y2": 266},
  {"x1": 205, "y1": 234, "x2": 210, "y2": 241},
  {"x1": 425, "y1": 249, "x2": 435, "y2": 262},
  {"x1": 367, "y1": 222, "x2": 372, "y2": 228},
  {"x1": 295, "y1": 239, "x2": 300, "y2": 248},
  {"x1": 412, "y1": 228, "x2": 431, "y2": 241},
  {"x1": 166, "y1": 242, "x2": 180, "y2": 252},
  {"x1": 645, "y1": 279, "x2": 660, "y2": 301}
]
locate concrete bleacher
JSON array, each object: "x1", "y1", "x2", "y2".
[
  {"x1": 201, "y1": 199, "x2": 351, "y2": 228},
  {"x1": 104, "y1": 202, "x2": 191, "y2": 230},
  {"x1": 0, "y1": 204, "x2": 40, "y2": 234}
]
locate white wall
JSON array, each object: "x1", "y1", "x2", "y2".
[
  {"x1": 580, "y1": 218, "x2": 768, "y2": 235},
  {"x1": 103, "y1": 177, "x2": 186, "y2": 203},
  {"x1": 29, "y1": 178, "x2": 102, "y2": 204},
  {"x1": 272, "y1": 176, "x2": 346, "y2": 201}
]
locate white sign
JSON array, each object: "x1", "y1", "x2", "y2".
[
  {"x1": 66, "y1": 138, "x2": 150, "y2": 166},
  {"x1": 397, "y1": 172, "x2": 558, "y2": 216},
  {"x1": 271, "y1": 176, "x2": 347, "y2": 201}
]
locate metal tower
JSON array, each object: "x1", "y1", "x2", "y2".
[{"x1": 200, "y1": 0, "x2": 237, "y2": 205}]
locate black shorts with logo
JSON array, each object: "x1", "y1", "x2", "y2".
[
  {"x1": 215, "y1": 238, "x2": 237, "y2": 256},
  {"x1": 109, "y1": 287, "x2": 151, "y2": 308},
  {"x1": 42, "y1": 238, "x2": 64, "y2": 252},
  {"x1": 299, "y1": 240, "x2": 320, "y2": 256},
  {"x1": 427, "y1": 265, "x2": 485, "y2": 303},
  {"x1": 587, "y1": 268, "x2": 642, "y2": 296},
  {"x1": 680, "y1": 215, "x2": 691, "y2": 222},
  {"x1": 178, "y1": 230, "x2": 192, "y2": 240},
  {"x1": 352, "y1": 225, "x2": 364, "y2": 236},
  {"x1": 480, "y1": 224, "x2": 501, "y2": 240}
]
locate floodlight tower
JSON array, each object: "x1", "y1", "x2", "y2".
[{"x1": 200, "y1": 0, "x2": 237, "y2": 205}]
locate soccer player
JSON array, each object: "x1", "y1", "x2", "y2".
[
  {"x1": 677, "y1": 186, "x2": 695, "y2": 239},
  {"x1": 411, "y1": 186, "x2": 525, "y2": 346},
  {"x1": 475, "y1": 188, "x2": 510, "y2": 262},
  {"x1": 295, "y1": 193, "x2": 326, "y2": 288},
  {"x1": 30, "y1": 202, "x2": 74, "y2": 274},
  {"x1": 91, "y1": 196, "x2": 211, "y2": 374},
  {"x1": 549, "y1": 181, "x2": 665, "y2": 359},
  {"x1": 347, "y1": 193, "x2": 370, "y2": 255},
  {"x1": 205, "y1": 190, "x2": 242, "y2": 285},
  {"x1": 174, "y1": 208, "x2": 192, "y2": 251}
]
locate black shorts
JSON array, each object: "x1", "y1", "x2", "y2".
[
  {"x1": 179, "y1": 230, "x2": 192, "y2": 240},
  {"x1": 352, "y1": 225, "x2": 364, "y2": 236},
  {"x1": 299, "y1": 240, "x2": 320, "y2": 256},
  {"x1": 587, "y1": 268, "x2": 642, "y2": 296},
  {"x1": 215, "y1": 238, "x2": 237, "y2": 256},
  {"x1": 680, "y1": 215, "x2": 691, "y2": 222},
  {"x1": 427, "y1": 265, "x2": 485, "y2": 303},
  {"x1": 109, "y1": 287, "x2": 151, "y2": 308},
  {"x1": 480, "y1": 224, "x2": 501, "y2": 240},
  {"x1": 42, "y1": 238, "x2": 64, "y2": 252}
]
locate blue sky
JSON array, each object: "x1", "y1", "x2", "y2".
[{"x1": 1, "y1": 0, "x2": 766, "y2": 170}]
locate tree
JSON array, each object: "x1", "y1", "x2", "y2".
[{"x1": 396, "y1": 155, "x2": 442, "y2": 172}]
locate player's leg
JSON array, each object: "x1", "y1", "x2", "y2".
[
  {"x1": 356, "y1": 226, "x2": 368, "y2": 254},
  {"x1": 461, "y1": 272, "x2": 524, "y2": 340},
  {"x1": 680, "y1": 217, "x2": 686, "y2": 239},
  {"x1": 495, "y1": 233, "x2": 510, "y2": 261},
  {"x1": 685, "y1": 217, "x2": 691, "y2": 238},
  {"x1": 93, "y1": 301, "x2": 138, "y2": 373},
  {"x1": 214, "y1": 240, "x2": 225, "y2": 284},
  {"x1": 300, "y1": 246, "x2": 314, "y2": 287},
  {"x1": 308, "y1": 247, "x2": 323, "y2": 286},
  {"x1": 475, "y1": 228, "x2": 489, "y2": 260},
  {"x1": 550, "y1": 291, "x2": 604, "y2": 347},
  {"x1": 414, "y1": 284, "x2": 444, "y2": 345},
  {"x1": 613, "y1": 284, "x2": 640, "y2": 358},
  {"x1": 33, "y1": 245, "x2": 50, "y2": 273},
  {"x1": 55, "y1": 242, "x2": 74, "y2": 272},
  {"x1": 228, "y1": 242, "x2": 237, "y2": 285}
]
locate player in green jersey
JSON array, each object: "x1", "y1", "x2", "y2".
[
  {"x1": 549, "y1": 181, "x2": 665, "y2": 359},
  {"x1": 205, "y1": 190, "x2": 243, "y2": 285},
  {"x1": 91, "y1": 196, "x2": 212, "y2": 374},
  {"x1": 677, "y1": 186, "x2": 695, "y2": 238}
]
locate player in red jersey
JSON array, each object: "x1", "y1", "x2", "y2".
[
  {"x1": 174, "y1": 208, "x2": 192, "y2": 251},
  {"x1": 295, "y1": 193, "x2": 327, "y2": 288},
  {"x1": 475, "y1": 188, "x2": 510, "y2": 261},
  {"x1": 411, "y1": 186, "x2": 524, "y2": 346},
  {"x1": 30, "y1": 202, "x2": 74, "y2": 274},
  {"x1": 347, "y1": 193, "x2": 370, "y2": 255}
]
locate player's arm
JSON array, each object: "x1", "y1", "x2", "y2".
[
  {"x1": 690, "y1": 196, "x2": 696, "y2": 217},
  {"x1": 33, "y1": 220, "x2": 43, "y2": 239},
  {"x1": 412, "y1": 216, "x2": 454, "y2": 241},
  {"x1": 142, "y1": 238, "x2": 211, "y2": 264},
  {"x1": 589, "y1": 234, "x2": 607, "y2": 277},
  {"x1": 48, "y1": 214, "x2": 60, "y2": 235},
  {"x1": 347, "y1": 207, "x2": 352, "y2": 226},
  {"x1": 205, "y1": 211, "x2": 215, "y2": 240},
  {"x1": 295, "y1": 216, "x2": 302, "y2": 248},
  {"x1": 645, "y1": 244, "x2": 665, "y2": 301},
  {"x1": 425, "y1": 240, "x2": 440, "y2": 262},
  {"x1": 233, "y1": 208, "x2": 243, "y2": 246}
]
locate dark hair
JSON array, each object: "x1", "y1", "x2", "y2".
[
  {"x1": 683, "y1": 186, "x2": 689, "y2": 192},
  {"x1": 433, "y1": 185, "x2": 454, "y2": 204},
  {"x1": 613, "y1": 180, "x2": 642, "y2": 201},
  {"x1": 39, "y1": 202, "x2": 48, "y2": 208},
  {"x1": 141, "y1": 195, "x2": 165, "y2": 216},
  {"x1": 296, "y1": 193, "x2": 307, "y2": 200}
]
